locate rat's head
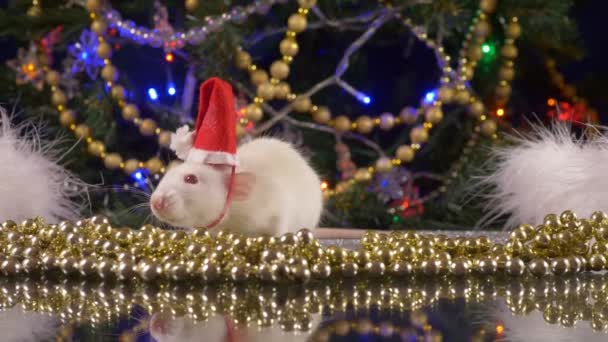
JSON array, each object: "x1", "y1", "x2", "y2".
[
  {"x1": 149, "y1": 313, "x2": 242, "y2": 342},
  {"x1": 150, "y1": 162, "x2": 229, "y2": 228}
]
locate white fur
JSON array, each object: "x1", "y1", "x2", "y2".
[
  {"x1": 170, "y1": 125, "x2": 194, "y2": 160},
  {"x1": 0, "y1": 108, "x2": 82, "y2": 223},
  {"x1": 0, "y1": 305, "x2": 60, "y2": 342},
  {"x1": 152, "y1": 137, "x2": 323, "y2": 236},
  {"x1": 494, "y1": 301, "x2": 607, "y2": 342},
  {"x1": 478, "y1": 122, "x2": 608, "y2": 228},
  {"x1": 149, "y1": 312, "x2": 322, "y2": 342}
]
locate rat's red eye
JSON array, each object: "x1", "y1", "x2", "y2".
[{"x1": 184, "y1": 174, "x2": 198, "y2": 184}]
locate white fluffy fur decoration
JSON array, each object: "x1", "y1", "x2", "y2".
[
  {"x1": 479, "y1": 122, "x2": 607, "y2": 228},
  {"x1": 0, "y1": 107, "x2": 83, "y2": 223},
  {"x1": 0, "y1": 305, "x2": 59, "y2": 342}
]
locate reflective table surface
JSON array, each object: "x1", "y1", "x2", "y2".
[{"x1": 2, "y1": 273, "x2": 608, "y2": 342}]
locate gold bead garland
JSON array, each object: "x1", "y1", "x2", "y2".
[
  {"x1": 40, "y1": 7, "x2": 175, "y2": 178},
  {"x1": 492, "y1": 17, "x2": 521, "y2": 115},
  {"x1": 1, "y1": 210, "x2": 607, "y2": 286},
  {"x1": 1, "y1": 274, "x2": 608, "y2": 335},
  {"x1": 322, "y1": 0, "x2": 500, "y2": 198}
]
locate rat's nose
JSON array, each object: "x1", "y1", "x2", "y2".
[{"x1": 151, "y1": 195, "x2": 166, "y2": 211}]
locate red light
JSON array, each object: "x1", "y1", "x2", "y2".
[
  {"x1": 547, "y1": 98, "x2": 556, "y2": 106},
  {"x1": 401, "y1": 200, "x2": 410, "y2": 209},
  {"x1": 165, "y1": 53, "x2": 174, "y2": 63}
]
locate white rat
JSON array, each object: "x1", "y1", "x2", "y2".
[
  {"x1": 150, "y1": 137, "x2": 323, "y2": 236},
  {"x1": 149, "y1": 312, "x2": 321, "y2": 342}
]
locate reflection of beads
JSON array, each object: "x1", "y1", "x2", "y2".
[
  {"x1": 1, "y1": 210, "x2": 607, "y2": 288},
  {"x1": 1, "y1": 273, "x2": 607, "y2": 335}
]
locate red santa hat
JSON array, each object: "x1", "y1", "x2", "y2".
[{"x1": 181, "y1": 77, "x2": 239, "y2": 166}]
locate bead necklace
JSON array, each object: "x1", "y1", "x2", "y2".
[
  {"x1": 1, "y1": 274, "x2": 608, "y2": 333},
  {"x1": 0, "y1": 209, "x2": 607, "y2": 285},
  {"x1": 99, "y1": 0, "x2": 281, "y2": 51}
]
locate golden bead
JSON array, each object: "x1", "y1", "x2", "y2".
[
  {"x1": 293, "y1": 96, "x2": 312, "y2": 112},
  {"x1": 280, "y1": 38, "x2": 299, "y2": 57},
  {"x1": 454, "y1": 89, "x2": 470, "y2": 104},
  {"x1": 51, "y1": 90, "x2": 67, "y2": 106},
  {"x1": 297, "y1": 0, "x2": 317, "y2": 9},
  {"x1": 551, "y1": 258, "x2": 570, "y2": 275},
  {"x1": 26, "y1": 4, "x2": 41, "y2": 17},
  {"x1": 341, "y1": 261, "x2": 359, "y2": 277},
  {"x1": 480, "y1": 119, "x2": 497, "y2": 136},
  {"x1": 243, "y1": 103, "x2": 262, "y2": 122},
  {"x1": 124, "y1": 159, "x2": 139, "y2": 175},
  {"x1": 505, "y1": 21, "x2": 522, "y2": 39},
  {"x1": 1, "y1": 258, "x2": 21, "y2": 275},
  {"x1": 201, "y1": 261, "x2": 220, "y2": 282},
  {"x1": 78, "y1": 257, "x2": 97, "y2": 276},
  {"x1": 375, "y1": 157, "x2": 393, "y2": 173},
  {"x1": 250, "y1": 70, "x2": 269, "y2": 86},
  {"x1": 378, "y1": 112, "x2": 395, "y2": 130},
  {"x1": 498, "y1": 66, "x2": 515, "y2": 82},
  {"x1": 396, "y1": 145, "x2": 415, "y2": 162},
  {"x1": 270, "y1": 60, "x2": 290, "y2": 80},
  {"x1": 353, "y1": 168, "x2": 372, "y2": 182},
  {"x1": 311, "y1": 262, "x2": 331, "y2": 279},
  {"x1": 468, "y1": 101, "x2": 485, "y2": 118},
  {"x1": 480, "y1": 0, "x2": 497, "y2": 13},
  {"x1": 137, "y1": 261, "x2": 161, "y2": 281},
  {"x1": 505, "y1": 257, "x2": 525, "y2": 276},
  {"x1": 365, "y1": 260, "x2": 386, "y2": 277},
  {"x1": 529, "y1": 258, "x2": 549, "y2": 277},
  {"x1": 74, "y1": 124, "x2": 91, "y2": 139},
  {"x1": 158, "y1": 131, "x2": 172, "y2": 147},
  {"x1": 235, "y1": 50, "x2": 252, "y2": 69},
  {"x1": 87, "y1": 140, "x2": 106, "y2": 156},
  {"x1": 90, "y1": 19, "x2": 109, "y2": 35},
  {"x1": 97, "y1": 42, "x2": 112, "y2": 60},
  {"x1": 312, "y1": 106, "x2": 331, "y2": 124},
  {"x1": 110, "y1": 85, "x2": 126, "y2": 101},
  {"x1": 589, "y1": 254, "x2": 607, "y2": 271},
  {"x1": 501, "y1": 44, "x2": 518, "y2": 59},
  {"x1": 101, "y1": 64, "x2": 118, "y2": 82},
  {"x1": 122, "y1": 104, "x2": 140, "y2": 120},
  {"x1": 400, "y1": 106, "x2": 418, "y2": 124},
  {"x1": 115, "y1": 260, "x2": 135, "y2": 280},
  {"x1": 391, "y1": 261, "x2": 414, "y2": 277},
  {"x1": 474, "y1": 20, "x2": 491, "y2": 38},
  {"x1": 60, "y1": 257, "x2": 78, "y2": 275},
  {"x1": 59, "y1": 109, "x2": 76, "y2": 126},
  {"x1": 45, "y1": 70, "x2": 61, "y2": 86},
  {"x1": 257, "y1": 83, "x2": 275, "y2": 100},
  {"x1": 146, "y1": 157, "x2": 163, "y2": 174},
  {"x1": 274, "y1": 82, "x2": 291, "y2": 99},
  {"x1": 590, "y1": 211, "x2": 607, "y2": 224},
  {"x1": 425, "y1": 106, "x2": 443, "y2": 124},
  {"x1": 356, "y1": 116, "x2": 374, "y2": 134},
  {"x1": 495, "y1": 84, "x2": 512, "y2": 100},
  {"x1": 287, "y1": 14, "x2": 307, "y2": 33},
  {"x1": 467, "y1": 46, "x2": 483, "y2": 61},
  {"x1": 476, "y1": 257, "x2": 497, "y2": 275},
  {"x1": 410, "y1": 126, "x2": 429, "y2": 144},
  {"x1": 334, "y1": 115, "x2": 351, "y2": 133},
  {"x1": 139, "y1": 118, "x2": 157, "y2": 136},
  {"x1": 450, "y1": 257, "x2": 471, "y2": 276},
  {"x1": 85, "y1": 0, "x2": 102, "y2": 12},
  {"x1": 437, "y1": 86, "x2": 454, "y2": 103}
]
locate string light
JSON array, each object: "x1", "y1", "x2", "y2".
[
  {"x1": 147, "y1": 88, "x2": 159, "y2": 100},
  {"x1": 131, "y1": 168, "x2": 149, "y2": 188},
  {"x1": 320, "y1": 181, "x2": 329, "y2": 190},
  {"x1": 167, "y1": 83, "x2": 176, "y2": 96},
  {"x1": 424, "y1": 90, "x2": 437, "y2": 104},
  {"x1": 496, "y1": 323, "x2": 504, "y2": 336},
  {"x1": 547, "y1": 98, "x2": 556, "y2": 106},
  {"x1": 165, "y1": 52, "x2": 174, "y2": 63},
  {"x1": 496, "y1": 108, "x2": 505, "y2": 117}
]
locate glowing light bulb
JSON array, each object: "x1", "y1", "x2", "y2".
[
  {"x1": 320, "y1": 181, "x2": 328, "y2": 190},
  {"x1": 547, "y1": 98, "x2": 556, "y2": 106},
  {"x1": 496, "y1": 324, "x2": 504, "y2": 335},
  {"x1": 496, "y1": 108, "x2": 505, "y2": 117},
  {"x1": 148, "y1": 88, "x2": 159, "y2": 100},
  {"x1": 134, "y1": 171, "x2": 143, "y2": 180},
  {"x1": 81, "y1": 52, "x2": 88, "y2": 60},
  {"x1": 424, "y1": 90, "x2": 437, "y2": 104},
  {"x1": 482, "y1": 44, "x2": 491, "y2": 53},
  {"x1": 165, "y1": 53, "x2": 174, "y2": 63},
  {"x1": 167, "y1": 83, "x2": 176, "y2": 96},
  {"x1": 356, "y1": 93, "x2": 372, "y2": 105},
  {"x1": 26, "y1": 63, "x2": 35, "y2": 72}
]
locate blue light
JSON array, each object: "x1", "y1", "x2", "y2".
[
  {"x1": 168, "y1": 85, "x2": 176, "y2": 96},
  {"x1": 130, "y1": 168, "x2": 150, "y2": 189},
  {"x1": 80, "y1": 52, "x2": 88, "y2": 60},
  {"x1": 134, "y1": 171, "x2": 143, "y2": 180},
  {"x1": 148, "y1": 88, "x2": 159, "y2": 100},
  {"x1": 356, "y1": 93, "x2": 372, "y2": 105},
  {"x1": 424, "y1": 90, "x2": 437, "y2": 104}
]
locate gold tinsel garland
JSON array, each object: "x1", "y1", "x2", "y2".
[{"x1": 0, "y1": 210, "x2": 607, "y2": 285}]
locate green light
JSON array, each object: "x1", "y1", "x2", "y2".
[{"x1": 482, "y1": 44, "x2": 491, "y2": 53}]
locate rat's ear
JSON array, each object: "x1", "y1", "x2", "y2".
[{"x1": 230, "y1": 172, "x2": 256, "y2": 201}]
